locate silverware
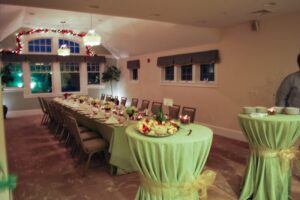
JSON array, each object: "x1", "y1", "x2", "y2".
[{"x1": 180, "y1": 126, "x2": 192, "y2": 136}]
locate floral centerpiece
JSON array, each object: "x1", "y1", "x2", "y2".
[
  {"x1": 136, "y1": 118, "x2": 179, "y2": 136},
  {"x1": 126, "y1": 106, "x2": 137, "y2": 117},
  {"x1": 103, "y1": 101, "x2": 115, "y2": 111},
  {"x1": 78, "y1": 96, "x2": 88, "y2": 103},
  {"x1": 68, "y1": 94, "x2": 78, "y2": 101}
]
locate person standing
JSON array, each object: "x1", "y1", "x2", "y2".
[{"x1": 275, "y1": 54, "x2": 300, "y2": 108}]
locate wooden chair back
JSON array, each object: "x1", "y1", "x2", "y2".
[{"x1": 181, "y1": 107, "x2": 196, "y2": 123}]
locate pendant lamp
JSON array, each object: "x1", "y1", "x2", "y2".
[
  {"x1": 57, "y1": 21, "x2": 71, "y2": 56},
  {"x1": 83, "y1": 15, "x2": 101, "y2": 46}
]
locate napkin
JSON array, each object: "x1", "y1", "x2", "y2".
[
  {"x1": 249, "y1": 113, "x2": 268, "y2": 118},
  {"x1": 95, "y1": 111, "x2": 106, "y2": 118},
  {"x1": 105, "y1": 116, "x2": 119, "y2": 124}
]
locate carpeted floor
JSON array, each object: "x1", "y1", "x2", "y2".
[{"x1": 4, "y1": 115, "x2": 300, "y2": 200}]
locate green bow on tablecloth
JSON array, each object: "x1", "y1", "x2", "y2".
[{"x1": 0, "y1": 162, "x2": 17, "y2": 191}]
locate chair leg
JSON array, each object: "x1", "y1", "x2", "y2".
[
  {"x1": 41, "y1": 114, "x2": 46, "y2": 125},
  {"x1": 59, "y1": 128, "x2": 66, "y2": 142},
  {"x1": 65, "y1": 133, "x2": 70, "y2": 146},
  {"x1": 76, "y1": 150, "x2": 83, "y2": 167},
  {"x1": 83, "y1": 153, "x2": 94, "y2": 176}
]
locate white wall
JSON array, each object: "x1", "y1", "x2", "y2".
[{"x1": 117, "y1": 13, "x2": 300, "y2": 134}]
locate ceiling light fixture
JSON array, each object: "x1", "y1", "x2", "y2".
[
  {"x1": 57, "y1": 21, "x2": 70, "y2": 56},
  {"x1": 83, "y1": 15, "x2": 101, "y2": 46}
]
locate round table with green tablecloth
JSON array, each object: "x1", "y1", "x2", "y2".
[
  {"x1": 238, "y1": 114, "x2": 300, "y2": 200},
  {"x1": 126, "y1": 123, "x2": 214, "y2": 200}
]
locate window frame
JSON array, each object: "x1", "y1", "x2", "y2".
[
  {"x1": 28, "y1": 38, "x2": 52, "y2": 53},
  {"x1": 29, "y1": 62, "x2": 53, "y2": 94},
  {"x1": 58, "y1": 39, "x2": 80, "y2": 54},
  {"x1": 161, "y1": 65, "x2": 176, "y2": 83},
  {"x1": 60, "y1": 62, "x2": 81, "y2": 92},
  {"x1": 129, "y1": 68, "x2": 139, "y2": 83},
  {"x1": 2, "y1": 62, "x2": 25, "y2": 91},
  {"x1": 160, "y1": 63, "x2": 218, "y2": 88},
  {"x1": 87, "y1": 62, "x2": 101, "y2": 85}
]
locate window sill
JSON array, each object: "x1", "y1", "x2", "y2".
[
  {"x1": 160, "y1": 81, "x2": 218, "y2": 88},
  {"x1": 23, "y1": 91, "x2": 88, "y2": 99},
  {"x1": 129, "y1": 80, "x2": 139, "y2": 84},
  {"x1": 3, "y1": 88, "x2": 24, "y2": 93},
  {"x1": 87, "y1": 84, "x2": 105, "y2": 89}
]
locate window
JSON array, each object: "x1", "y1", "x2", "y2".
[
  {"x1": 165, "y1": 65, "x2": 174, "y2": 81},
  {"x1": 181, "y1": 65, "x2": 193, "y2": 81},
  {"x1": 3, "y1": 63, "x2": 24, "y2": 88},
  {"x1": 58, "y1": 39, "x2": 80, "y2": 54},
  {"x1": 60, "y1": 62, "x2": 80, "y2": 92},
  {"x1": 200, "y1": 64, "x2": 215, "y2": 81},
  {"x1": 28, "y1": 39, "x2": 52, "y2": 53},
  {"x1": 30, "y1": 63, "x2": 52, "y2": 93},
  {"x1": 87, "y1": 63, "x2": 100, "y2": 84},
  {"x1": 131, "y1": 68, "x2": 138, "y2": 81}
]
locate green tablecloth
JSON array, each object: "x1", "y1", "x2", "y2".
[
  {"x1": 126, "y1": 124, "x2": 213, "y2": 200},
  {"x1": 238, "y1": 114, "x2": 300, "y2": 200},
  {"x1": 69, "y1": 110, "x2": 138, "y2": 175}
]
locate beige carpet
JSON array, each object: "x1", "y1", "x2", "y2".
[{"x1": 4, "y1": 115, "x2": 300, "y2": 200}]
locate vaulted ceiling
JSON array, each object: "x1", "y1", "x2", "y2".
[{"x1": 0, "y1": 0, "x2": 300, "y2": 58}]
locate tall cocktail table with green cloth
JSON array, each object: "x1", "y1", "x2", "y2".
[
  {"x1": 238, "y1": 114, "x2": 300, "y2": 200},
  {"x1": 65, "y1": 106, "x2": 138, "y2": 175},
  {"x1": 126, "y1": 124, "x2": 214, "y2": 200}
]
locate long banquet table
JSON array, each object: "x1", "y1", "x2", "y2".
[
  {"x1": 238, "y1": 114, "x2": 300, "y2": 200},
  {"x1": 126, "y1": 123, "x2": 214, "y2": 200},
  {"x1": 61, "y1": 103, "x2": 138, "y2": 175}
]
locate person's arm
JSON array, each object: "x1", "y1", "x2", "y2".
[{"x1": 275, "y1": 76, "x2": 292, "y2": 106}]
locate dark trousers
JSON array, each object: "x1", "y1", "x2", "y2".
[{"x1": 3, "y1": 105, "x2": 8, "y2": 119}]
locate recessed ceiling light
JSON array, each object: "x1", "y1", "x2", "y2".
[
  {"x1": 196, "y1": 20, "x2": 207, "y2": 24},
  {"x1": 264, "y1": 2, "x2": 277, "y2": 7},
  {"x1": 89, "y1": 5, "x2": 99, "y2": 9},
  {"x1": 251, "y1": 9, "x2": 272, "y2": 16},
  {"x1": 150, "y1": 13, "x2": 160, "y2": 17}
]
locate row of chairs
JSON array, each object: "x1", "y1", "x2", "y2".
[
  {"x1": 100, "y1": 95, "x2": 196, "y2": 122},
  {"x1": 38, "y1": 97, "x2": 108, "y2": 175}
]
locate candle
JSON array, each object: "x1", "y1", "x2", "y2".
[
  {"x1": 180, "y1": 115, "x2": 190, "y2": 124},
  {"x1": 267, "y1": 107, "x2": 276, "y2": 115}
]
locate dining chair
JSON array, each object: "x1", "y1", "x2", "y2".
[
  {"x1": 131, "y1": 98, "x2": 139, "y2": 107},
  {"x1": 38, "y1": 97, "x2": 47, "y2": 125},
  {"x1": 100, "y1": 94, "x2": 105, "y2": 100},
  {"x1": 181, "y1": 106, "x2": 196, "y2": 123},
  {"x1": 168, "y1": 104, "x2": 181, "y2": 120},
  {"x1": 114, "y1": 96, "x2": 119, "y2": 105},
  {"x1": 106, "y1": 95, "x2": 112, "y2": 101},
  {"x1": 139, "y1": 100, "x2": 150, "y2": 111},
  {"x1": 121, "y1": 97, "x2": 127, "y2": 106},
  {"x1": 67, "y1": 115, "x2": 108, "y2": 175},
  {"x1": 63, "y1": 111, "x2": 96, "y2": 146},
  {"x1": 150, "y1": 102, "x2": 163, "y2": 115},
  {"x1": 40, "y1": 98, "x2": 50, "y2": 125}
]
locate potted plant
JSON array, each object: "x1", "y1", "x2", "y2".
[
  {"x1": 0, "y1": 63, "x2": 13, "y2": 119},
  {"x1": 101, "y1": 66, "x2": 121, "y2": 97}
]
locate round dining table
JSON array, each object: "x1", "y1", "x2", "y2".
[
  {"x1": 238, "y1": 114, "x2": 300, "y2": 200},
  {"x1": 126, "y1": 123, "x2": 214, "y2": 200}
]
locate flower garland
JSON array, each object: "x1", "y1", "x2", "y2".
[{"x1": 0, "y1": 28, "x2": 95, "y2": 56}]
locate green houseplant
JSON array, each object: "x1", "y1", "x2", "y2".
[{"x1": 101, "y1": 65, "x2": 121, "y2": 97}]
